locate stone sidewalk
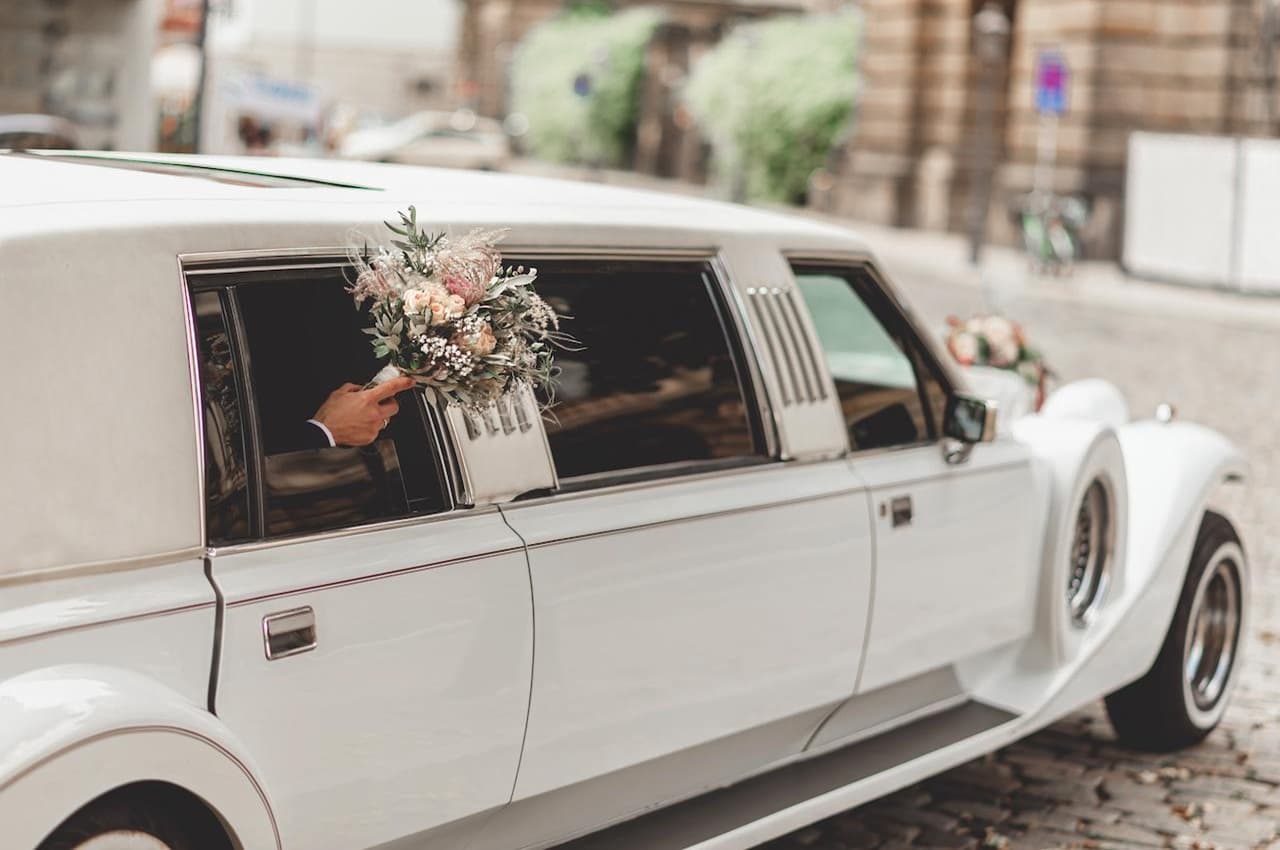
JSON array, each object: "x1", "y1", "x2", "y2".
[{"x1": 758, "y1": 226, "x2": 1280, "y2": 850}]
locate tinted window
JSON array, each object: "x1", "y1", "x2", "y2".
[
  {"x1": 524, "y1": 258, "x2": 763, "y2": 481},
  {"x1": 208, "y1": 266, "x2": 449, "y2": 539},
  {"x1": 193, "y1": 291, "x2": 252, "y2": 544},
  {"x1": 793, "y1": 265, "x2": 946, "y2": 451}
]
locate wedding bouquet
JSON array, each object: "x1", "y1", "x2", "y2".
[
  {"x1": 348, "y1": 207, "x2": 570, "y2": 410},
  {"x1": 946, "y1": 313, "x2": 1051, "y2": 409}
]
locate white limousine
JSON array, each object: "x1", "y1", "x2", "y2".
[{"x1": 0, "y1": 152, "x2": 1249, "y2": 850}]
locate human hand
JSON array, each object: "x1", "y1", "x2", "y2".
[{"x1": 312, "y1": 377, "x2": 415, "y2": 447}]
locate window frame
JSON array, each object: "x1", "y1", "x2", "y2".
[
  {"x1": 504, "y1": 248, "x2": 779, "y2": 495},
  {"x1": 786, "y1": 254, "x2": 958, "y2": 457},
  {"x1": 182, "y1": 250, "x2": 462, "y2": 550}
]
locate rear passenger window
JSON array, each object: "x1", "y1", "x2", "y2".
[
  {"x1": 191, "y1": 264, "x2": 451, "y2": 543},
  {"x1": 522, "y1": 258, "x2": 765, "y2": 482}
]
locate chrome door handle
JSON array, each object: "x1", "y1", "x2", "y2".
[
  {"x1": 890, "y1": 496, "x2": 913, "y2": 528},
  {"x1": 263, "y1": 606, "x2": 317, "y2": 660}
]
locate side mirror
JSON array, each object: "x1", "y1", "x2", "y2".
[{"x1": 944, "y1": 393, "x2": 998, "y2": 445}]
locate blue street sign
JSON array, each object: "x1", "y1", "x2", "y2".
[{"x1": 1035, "y1": 51, "x2": 1069, "y2": 115}]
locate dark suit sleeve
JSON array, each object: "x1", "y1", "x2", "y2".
[{"x1": 275, "y1": 420, "x2": 334, "y2": 453}]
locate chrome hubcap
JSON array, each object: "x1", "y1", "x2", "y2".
[
  {"x1": 1184, "y1": 555, "x2": 1241, "y2": 713},
  {"x1": 1067, "y1": 479, "x2": 1112, "y2": 626}
]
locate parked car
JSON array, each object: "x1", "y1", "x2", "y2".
[
  {"x1": 0, "y1": 113, "x2": 79, "y2": 150},
  {"x1": 338, "y1": 109, "x2": 510, "y2": 170},
  {"x1": 0, "y1": 150, "x2": 1249, "y2": 850}
]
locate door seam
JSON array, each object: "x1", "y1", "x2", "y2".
[
  {"x1": 498, "y1": 504, "x2": 537, "y2": 805},
  {"x1": 203, "y1": 552, "x2": 227, "y2": 715}
]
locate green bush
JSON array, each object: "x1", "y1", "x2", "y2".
[
  {"x1": 510, "y1": 7, "x2": 662, "y2": 167},
  {"x1": 684, "y1": 11, "x2": 862, "y2": 203}
]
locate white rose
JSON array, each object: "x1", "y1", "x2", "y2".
[
  {"x1": 989, "y1": 336, "x2": 1021, "y2": 368},
  {"x1": 402, "y1": 289, "x2": 428, "y2": 315},
  {"x1": 949, "y1": 331, "x2": 980, "y2": 365},
  {"x1": 982, "y1": 316, "x2": 1021, "y2": 367}
]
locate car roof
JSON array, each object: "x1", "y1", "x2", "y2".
[{"x1": 0, "y1": 150, "x2": 870, "y2": 250}]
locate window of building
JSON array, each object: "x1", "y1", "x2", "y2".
[
  {"x1": 193, "y1": 264, "x2": 450, "y2": 542},
  {"x1": 791, "y1": 263, "x2": 950, "y2": 452},
  {"x1": 521, "y1": 257, "x2": 765, "y2": 483}
]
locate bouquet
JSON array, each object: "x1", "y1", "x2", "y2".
[
  {"x1": 946, "y1": 313, "x2": 1051, "y2": 407},
  {"x1": 347, "y1": 207, "x2": 571, "y2": 410}
]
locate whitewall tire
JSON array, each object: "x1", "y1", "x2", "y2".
[
  {"x1": 1106, "y1": 511, "x2": 1246, "y2": 751},
  {"x1": 71, "y1": 835, "x2": 172, "y2": 850}
]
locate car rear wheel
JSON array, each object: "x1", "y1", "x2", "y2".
[{"x1": 1105, "y1": 511, "x2": 1245, "y2": 752}]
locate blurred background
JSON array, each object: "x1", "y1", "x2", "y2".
[
  {"x1": 5, "y1": 0, "x2": 1280, "y2": 289},
  {"x1": 7, "y1": 3, "x2": 1280, "y2": 848}
]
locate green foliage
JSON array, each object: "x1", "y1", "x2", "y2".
[
  {"x1": 510, "y1": 7, "x2": 662, "y2": 167},
  {"x1": 684, "y1": 10, "x2": 863, "y2": 204}
]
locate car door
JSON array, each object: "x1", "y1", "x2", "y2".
[
  {"x1": 187, "y1": 259, "x2": 533, "y2": 850},
  {"x1": 488, "y1": 255, "x2": 873, "y2": 841},
  {"x1": 790, "y1": 260, "x2": 1039, "y2": 694}
]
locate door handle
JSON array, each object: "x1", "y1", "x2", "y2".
[
  {"x1": 263, "y1": 606, "x2": 317, "y2": 660},
  {"x1": 889, "y1": 496, "x2": 913, "y2": 528}
]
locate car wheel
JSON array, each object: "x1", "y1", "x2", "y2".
[
  {"x1": 1105, "y1": 510, "x2": 1245, "y2": 752},
  {"x1": 38, "y1": 789, "x2": 226, "y2": 850}
]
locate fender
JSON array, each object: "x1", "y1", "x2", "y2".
[
  {"x1": 0, "y1": 664, "x2": 281, "y2": 850},
  {"x1": 1028, "y1": 418, "x2": 1247, "y2": 725}
]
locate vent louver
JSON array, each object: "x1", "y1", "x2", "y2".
[{"x1": 746, "y1": 286, "x2": 829, "y2": 407}]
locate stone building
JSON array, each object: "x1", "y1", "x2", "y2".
[{"x1": 833, "y1": 0, "x2": 1280, "y2": 259}]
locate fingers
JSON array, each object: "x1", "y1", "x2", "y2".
[
  {"x1": 337, "y1": 383, "x2": 362, "y2": 393},
  {"x1": 378, "y1": 398, "x2": 400, "y2": 417},
  {"x1": 366, "y1": 376, "x2": 415, "y2": 402}
]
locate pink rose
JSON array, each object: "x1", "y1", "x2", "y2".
[{"x1": 446, "y1": 275, "x2": 488, "y2": 306}]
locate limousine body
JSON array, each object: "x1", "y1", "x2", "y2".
[{"x1": 0, "y1": 151, "x2": 1248, "y2": 850}]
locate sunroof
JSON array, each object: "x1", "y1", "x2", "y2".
[{"x1": 26, "y1": 152, "x2": 379, "y2": 190}]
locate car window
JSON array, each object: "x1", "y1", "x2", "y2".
[
  {"x1": 522, "y1": 258, "x2": 765, "y2": 482},
  {"x1": 792, "y1": 265, "x2": 943, "y2": 451},
  {"x1": 194, "y1": 265, "x2": 451, "y2": 542}
]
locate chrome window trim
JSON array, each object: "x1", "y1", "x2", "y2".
[
  {"x1": 713, "y1": 258, "x2": 781, "y2": 456},
  {"x1": 783, "y1": 252, "x2": 961, "y2": 459},
  {"x1": 180, "y1": 246, "x2": 350, "y2": 267},
  {"x1": 207, "y1": 504, "x2": 502, "y2": 558},
  {"x1": 505, "y1": 454, "x2": 826, "y2": 511},
  {"x1": 178, "y1": 258, "x2": 207, "y2": 550}
]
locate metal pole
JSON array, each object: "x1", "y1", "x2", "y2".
[
  {"x1": 191, "y1": 0, "x2": 211, "y2": 153},
  {"x1": 967, "y1": 4, "x2": 1009, "y2": 267}
]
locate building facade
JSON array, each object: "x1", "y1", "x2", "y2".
[
  {"x1": 832, "y1": 0, "x2": 1280, "y2": 258},
  {"x1": 0, "y1": 0, "x2": 161, "y2": 150}
]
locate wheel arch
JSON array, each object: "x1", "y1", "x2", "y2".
[{"x1": 0, "y1": 664, "x2": 280, "y2": 850}]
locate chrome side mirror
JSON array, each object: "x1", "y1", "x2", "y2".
[{"x1": 943, "y1": 394, "x2": 997, "y2": 464}]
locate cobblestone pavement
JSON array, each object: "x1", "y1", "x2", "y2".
[{"x1": 761, "y1": 241, "x2": 1280, "y2": 850}]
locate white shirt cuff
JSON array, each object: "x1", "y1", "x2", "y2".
[{"x1": 307, "y1": 419, "x2": 336, "y2": 447}]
